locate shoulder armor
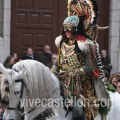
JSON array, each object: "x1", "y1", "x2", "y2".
[
  {"x1": 77, "y1": 39, "x2": 96, "y2": 52},
  {"x1": 55, "y1": 35, "x2": 63, "y2": 47}
]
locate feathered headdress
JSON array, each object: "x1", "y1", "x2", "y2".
[
  {"x1": 67, "y1": 0, "x2": 109, "y2": 40},
  {"x1": 68, "y1": 0, "x2": 98, "y2": 25}
]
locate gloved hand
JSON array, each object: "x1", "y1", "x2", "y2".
[
  {"x1": 74, "y1": 68, "x2": 85, "y2": 75},
  {"x1": 58, "y1": 70, "x2": 68, "y2": 80},
  {"x1": 66, "y1": 68, "x2": 85, "y2": 78}
]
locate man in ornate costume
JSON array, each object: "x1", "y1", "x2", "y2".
[{"x1": 52, "y1": 0, "x2": 109, "y2": 120}]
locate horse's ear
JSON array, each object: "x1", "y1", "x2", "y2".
[
  {"x1": 0, "y1": 63, "x2": 10, "y2": 74},
  {"x1": 14, "y1": 69, "x2": 26, "y2": 80}
]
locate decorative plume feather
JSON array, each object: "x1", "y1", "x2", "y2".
[{"x1": 68, "y1": 0, "x2": 98, "y2": 25}]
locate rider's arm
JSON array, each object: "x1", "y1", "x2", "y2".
[{"x1": 77, "y1": 40, "x2": 97, "y2": 75}]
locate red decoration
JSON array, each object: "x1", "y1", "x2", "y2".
[
  {"x1": 76, "y1": 35, "x2": 86, "y2": 41},
  {"x1": 93, "y1": 69, "x2": 100, "y2": 77}
]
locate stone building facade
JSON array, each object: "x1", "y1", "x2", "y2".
[
  {"x1": 0, "y1": 0, "x2": 120, "y2": 74},
  {"x1": 109, "y1": 0, "x2": 120, "y2": 73},
  {"x1": 0, "y1": 0, "x2": 11, "y2": 63}
]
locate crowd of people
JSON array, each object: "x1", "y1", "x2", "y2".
[
  {"x1": 1, "y1": 45, "x2": 58, "y2": 71},
  {"x1": 2, "y1": 47, "x2": 113, "y2": 79},
  {"x1": 0, "y1": 46, "x2": 116, "y2": 86}
]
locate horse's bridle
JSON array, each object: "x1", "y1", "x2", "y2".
[
  {"x1": 1, "y1": 78, "x2": 27, "y2": 120},
  {"x1": 1, "y1": 79, "x2": 26, "y2": 105},
  {"x1": 0, "y1": 68, "x2": 43, "y2": 119},
  {"x1": 1, "y1": 77, "x2": 44, "y2": 119}
]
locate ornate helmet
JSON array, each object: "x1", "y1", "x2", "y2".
[{"x1": 63, "y1": 16, "x2": 79, "y2": 31}]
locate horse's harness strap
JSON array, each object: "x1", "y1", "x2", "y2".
[
  {"x1": 12, "y1": 78, "x2": 36, "y2": 116},
  {"x1": 7, "y1": 107, "x2": 16, "y2": 110},
  {"x1": 15, "y1": 79, "x2": 27, "y2": 99},
  {"x1": 25, "y1": 103, "x2": 41, "y2": 115},
  {"x1": 25, "y1": 87, "x2": 59, "y2": 115},
  {"x1": 28, "y1": 107, "x2": 37, "y2": 114}
]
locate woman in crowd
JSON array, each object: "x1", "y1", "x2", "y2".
[
  {"x1": 10, "y1": 52, "x2": 18, "y2": 62},
  {"x1": 110, "y1": 72, "x2": 120, "y2": 89},
  {"x1": 3, "y1": 55, "x2": 15, "y2": 69}
]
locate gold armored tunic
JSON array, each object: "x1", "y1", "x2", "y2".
[{"x1": 58, "y1": 39, "x2": 99, "y2": 120}]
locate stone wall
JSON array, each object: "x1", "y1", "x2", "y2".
[
  {"x1": 0, "y1": 0, "x2": 11, "y2": 64},
  {"x1": 0, "y1": 0, "x2": 120, "y2": 74},
  {"x1": 0, "y1": 0, "x2": 3, "y2": 37},
  {"x1": 0, "y1": 0, "x2": 4, "y2": 63},
  {"x1": 109, "y1": 0, "x2": 120, "y2": 74}
]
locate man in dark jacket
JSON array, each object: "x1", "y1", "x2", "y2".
[
  {"x1": 22, "y1": 47, "x2": 36, "y2": 60},
  {"x1": 37, "y1": 45, "x2": 52, "y2": 66},
  {"x1": 101, "y1": 50, "x2": 112, "y2": 78}
]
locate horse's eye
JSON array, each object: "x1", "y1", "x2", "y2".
[
  {"x1": 14, "y1": 91, "x2": 19, "y2": 95},
  {"x1": 5, "y1": 86, "x2": 9, "y2": 92}
]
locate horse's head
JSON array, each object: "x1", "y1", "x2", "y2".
[
  {"x1": 0, "y1": 72, "x2": 25, "y2": 108},
  {"x1": 0, "y1": 64, "x2": 26, "y2": 119},
  {"x1": 0, "y1": 60, "x2": 61, "y2": 120}
]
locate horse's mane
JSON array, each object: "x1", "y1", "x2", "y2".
[{"x1": 12, "y1": 60, "x2": 60, "y2": 101}]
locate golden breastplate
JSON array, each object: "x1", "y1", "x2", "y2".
[{"x1": 59, "y1": 42, "x2": 82, "y2": 72}]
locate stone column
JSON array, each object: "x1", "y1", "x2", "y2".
[
  {"x1": 0, "y1": 0, "x2": 11, "y2": 63},
  {"x1": 118, "y1": 42, "x2": 120, "y2": 72},
  {"x1": 0, "y1": 0, "x2": 3, "y2": 36},
  {"x1": 3, "y1": 0, "x2": 11, "y2": 62},
  {"x1": 109, "y1": 0, "x2": 120, "y2": 74},
  {"x1": 0, "y1": 0, "x2": 4, "y2": 63}
]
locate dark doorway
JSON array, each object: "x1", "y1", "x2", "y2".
[{"x1": 11, "y1": 0, "x2": 66, "y2": 58}]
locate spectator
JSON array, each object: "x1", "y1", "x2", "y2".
[
  {"x1": 117, "y1": 78, "x2": 120, "y2": 94},
  {"x1": 10, "y1": 52, "x2": 18, "y2": 62},
  {"x1": 101, "y1": 50, "x2": 112, "y2": 78},
  {"x1": 22, "y1": 47, "x2": 36, "y2": 60},
  {"x1": 110, "y1": 72, "x2": 120, "y2": 89},
  {"x1": 47, "y1": 54, "x2": 58, "y2": 69},
  {"x1": 3, "y1": 55, "x2": 15, "y2": 69},
  {"x1": 51, "y1": 54, "x2": 58, "y2": 63},
  {"x1": 37, "y1": 45, "x2": 52, "y2": 66}
]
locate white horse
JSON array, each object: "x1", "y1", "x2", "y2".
[
  {"x1": 0, "y1": 60, "x2": 72, "y2": 120},
  {"x1": 0, "y1": 72, "x2": 22, "y2": 119},
  {"x1": 0, "y1": 60, "x2": 104, "y2": 120},
  {"x1": 106, "y1": 91, "x2": 120, "y2": 120}
]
